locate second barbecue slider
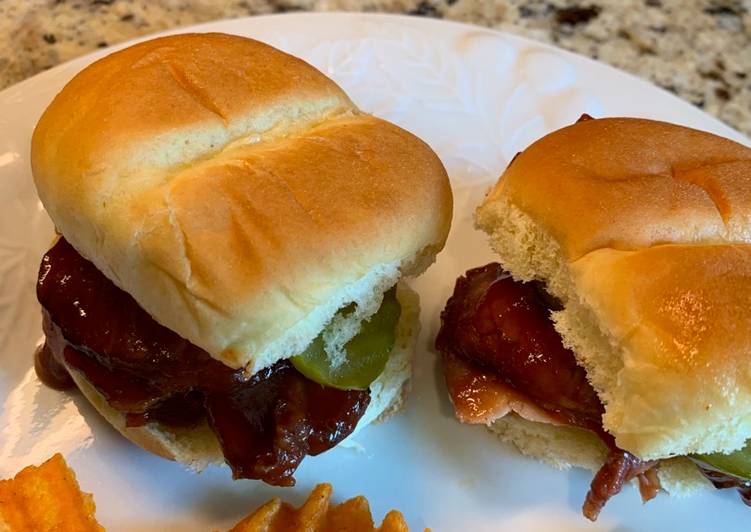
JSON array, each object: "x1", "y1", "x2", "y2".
[{"x1": 436, "y1": 116, "x2": 751, "y2": 519}]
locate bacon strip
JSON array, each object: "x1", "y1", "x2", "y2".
[
  {"x1": 583, "y1": 450, "x2": 659, "y2": 521},
  {"x1": 443, "y1": 350, "x2": 561, "y2": 426}
]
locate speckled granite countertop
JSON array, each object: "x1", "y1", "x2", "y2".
[{"x1": 1, "y1": 0, "x2": 748, "y2": 135}]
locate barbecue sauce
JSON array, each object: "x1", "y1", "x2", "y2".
[
  {"x1": 697, "y1": 465, "x2": 751, "y2": 507},
  {"x1": 33, "y1": 343, "x2": 73, "y2": 390},
  {"x1": 35, "y1": 238, "x2": 370, "y2": 485},
  {"x1": 436, "y1": 263, "x2": 660, "y2": 520},
  {"x1": 436, "y1": 263, "x2": 605, "y2": 435}
]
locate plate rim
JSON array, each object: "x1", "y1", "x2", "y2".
[
  {"x1": 2, "y1": 11, "x2": 751, "y2": 531},
  {"x1": 1, "y1": 11, "x2": 748, "y2": 145}
]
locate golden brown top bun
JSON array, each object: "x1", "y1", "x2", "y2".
[
  {"x1": 477, "y1": 118, "x2": 751, "y2": 459},
  {"x1": 491, "y1": 117, "x2": 751, "y2": 261},
  {"x1": 31, "y1": 33, "x2": 452, "y2": 373}
]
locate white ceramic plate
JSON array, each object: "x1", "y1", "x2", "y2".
[{"x1": 1, "y1": 13, "x2": 749, "y2": 532}]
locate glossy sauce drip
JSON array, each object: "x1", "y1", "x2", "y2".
[
  {"x1": 699, "y1": 466, "x2": 751, "y2": 507},
  {"x1": 435, "y1": 263, "x2": 659, "y2": 520},
  {"x1": 33, "y1": 343, "x2": 73, "y2": 390},
  {"x1": 35, "y1": 238, "x2": 370, "y2": 485}
]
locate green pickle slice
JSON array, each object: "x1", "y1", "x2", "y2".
[
  {"x1": 291, "y1": 287, "x2": 401, "y2": 390},
  {"x1": 695, "y1": 441, "x2": 751, "y2": 480}
]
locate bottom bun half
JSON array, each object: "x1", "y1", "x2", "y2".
[
  {"x1": 488, "y1": 414, "x2": 712, "y2": 497},
  {"x1": 67, "y1": 282, "x2": 420, "y2": 473}
]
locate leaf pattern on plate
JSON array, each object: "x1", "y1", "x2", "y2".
[{"x1": 276, "y1": 21, "x2": 603, "y2": 186}]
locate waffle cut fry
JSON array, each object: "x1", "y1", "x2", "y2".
[
  {"x1": 0, "y1": 453, "x2": 103, "y2": 531},
  {"x1": 230, "y1": 483, "x2": 424, "y2": 532}
]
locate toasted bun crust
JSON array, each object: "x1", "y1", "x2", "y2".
[
  {"x1": 65, "y1": 283, "x2": 419, "y2": 471},
  {"x1": 32, "y1": 33, "x2": 452, "y2": 373},
  {"x1": 476, "y1": 118, "x2": 751, "y2": 459}
]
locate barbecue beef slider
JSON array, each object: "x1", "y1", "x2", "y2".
[
  {"x1": 31, "y1": 33, "x2": 452, "y2": 485},
  {"x1": 436, "y1": 116, "x2": 751, "y2": 519}
]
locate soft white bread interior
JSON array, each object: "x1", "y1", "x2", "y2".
[
  {"x1": 31, "y1": 33, "x2": 452, "y2": 374},
  {"x1": 65, "y1": 283, "x2": 419, "y2": 471},
  {"x1": 489, "y1": 414, "x2": 711, "y2": 497},
  {"x1": 476, "y1": 117, "x2": 751, "y2": 460}
]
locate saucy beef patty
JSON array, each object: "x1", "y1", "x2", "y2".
[
  {"x1": 435, "y1": 263, "x2": 660, "y2": 520},
  {"x1": 36, "y1": 237, "x2": 370, "y2": 486}
]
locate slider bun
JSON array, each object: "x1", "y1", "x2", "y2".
[
  {"x1": 476, "y1": 118, "x2": 751, "y2": 459},
  {"x1": 65, "y1": 284, "x2": 419, "y2": 471},
  {"x1": 488, "y1": 414, "x2": 711, "y2": 497},
  {"x1": 31, "y1": 33, "x2": 452, "y2": 373}
]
